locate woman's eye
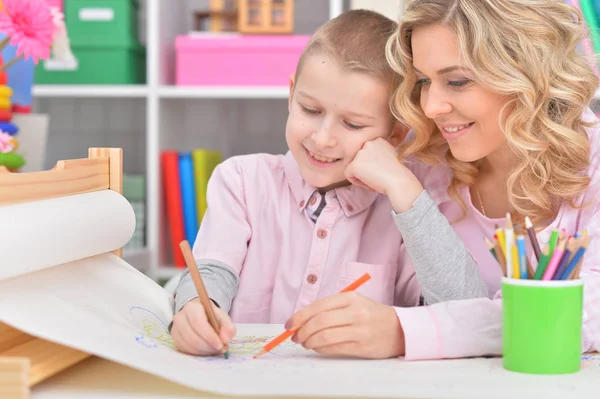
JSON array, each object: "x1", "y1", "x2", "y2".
[
  {"x1": 416, "y1": 78, "x2": 431, "y2": 86},
  {"x1": 448, "y1": 79, "x2": 471, "y2": 88}
]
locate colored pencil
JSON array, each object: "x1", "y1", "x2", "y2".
[
  {"x1": 253, "y1": 273, "x2": 371, "y2": 359},
  {"x1": 525, "y1": 217, "x2": 542, "y2": 261},
  {"x1": 548, "y1": 229, "x2": 559, "y2": 258},
  {"x1": 533, "y1": 247, "x2": 551, "y2": 280},
  {"x1": 542, "y1": 236, "x2": 567, "y2": 280},
  {"x1": 179, "y1": 240, "x2": 229, "y2": 359},
  {"x1": 516, "y1": 235, "x2": 528, "y2": 279},
  {"x1": 485, "y1": 237, "x2": 497, "y2": 260},
  {"x1": 551, "y1": 236, "x2": 577, "y2": 280},
  {"x1": 561, "y1": 235, "x2": 590, "y2": 280},
  {"x1": 505, "y1": 215, "x2": 518, "y2": 279},
  {"x1": 493, "y1": 234, "x2": 507, "y2": 277}
]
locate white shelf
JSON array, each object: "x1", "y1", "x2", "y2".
[
  {"x1": 158, "y1": 85, "x2": 289, "y2": 99},
  {"x1": 33, "y1": 85, "x2": 149, "y2": 98},
  {"x1": 122, "y1": 247, "x2": 151, "y2": 274}
]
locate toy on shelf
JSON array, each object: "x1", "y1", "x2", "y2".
[
  {"x1": 194, "y1": 0, "x2": 294, "y2": 34},
  {"x1": 238, "y1": 0, "x2": 293, "y2": 34},
  {"x1": 0, "y1": 0, "x2": 55, "y2": 171},
  {"x1": 194, "y1": 0, "x2": 238, "y2": 32}
]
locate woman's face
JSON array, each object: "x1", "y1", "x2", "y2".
[{"x1": 411, "y1": 23, "x2": 513, "y2": 163}]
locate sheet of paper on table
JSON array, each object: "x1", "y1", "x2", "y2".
[{"x1": 1, "y1": 253, "x2": 598, "y2": 399}]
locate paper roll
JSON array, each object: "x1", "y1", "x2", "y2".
[{"x1": 0, "y1": 190, "x2": 135, "y2": 281}]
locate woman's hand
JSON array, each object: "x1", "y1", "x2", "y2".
[
  {"x1": 345, "y1": 138, "x2": 424, "y2": 213},
  {"x1": 285, "y1": 292, "x2": 406, "y2": 359},
  {"x1": 171, "y1": 299, "x2": 236, "y2": 356}
]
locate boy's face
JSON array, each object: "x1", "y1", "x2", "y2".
[{"x1": 286, "y1": 53, "x2": 399, "y2": 190}]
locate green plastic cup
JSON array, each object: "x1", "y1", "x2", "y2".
[{"x1": 502, "y1": 277, "x2": 583, "y2": 374}]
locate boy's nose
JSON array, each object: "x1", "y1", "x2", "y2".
[{"x1": 312, "y1": 126, "x2": 337, "y2": 148}]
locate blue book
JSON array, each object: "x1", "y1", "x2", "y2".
[{"x1": 178, "y1": 152, "x2": 199, "y2": 247}]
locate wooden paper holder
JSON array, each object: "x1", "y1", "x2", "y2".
[{"x1": 0, "y1": 148, "x2": 124, "y2": 399}]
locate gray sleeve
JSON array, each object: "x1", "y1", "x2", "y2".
[
  {"x1": 174, "y1": 259, "x2": 239, "y2": 313},
  {"x1": 392, "y1": 190, "x2": 489, "y2": 305}
]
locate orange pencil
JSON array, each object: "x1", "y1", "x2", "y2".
[{"x1": 253, "y1": 273, "x2": 371, "y2": 359}]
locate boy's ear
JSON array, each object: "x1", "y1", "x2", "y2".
[
  {"x1": 288, "y1": 73, "x2": 296, "y2": 113},
  {"x1": 388, "y1": 124, "x2": 409, "y2": 147}
]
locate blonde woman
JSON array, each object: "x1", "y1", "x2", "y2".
[{"x1": 287, "y1": 0, "x2": 600, "y2": 360}]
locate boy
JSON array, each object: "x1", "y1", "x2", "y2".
[{"x1": 171, "y1": 9, "x2": 419, "y2": 356}]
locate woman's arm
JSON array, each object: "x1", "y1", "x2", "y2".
[
  {"x1": 345, "y1": 138, "x2": 488, "y2": 304},
  {"x1": 391, "y1": 190, "x2": 489, "y2": 304}
]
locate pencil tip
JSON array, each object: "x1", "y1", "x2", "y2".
[
  {"x1": 253, "y1": 350, "x2": 266, "y2": 359},
  {"x1": 224, "y1": 351, "x2": 229, "y2": 359}
]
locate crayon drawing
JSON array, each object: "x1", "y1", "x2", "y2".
[{"x1": 129, "y1": 306, "x2": 175, "y2": 349}]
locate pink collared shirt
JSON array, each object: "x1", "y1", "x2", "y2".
[
  {"x1": 192, "y1": 152, "x2": 421, "y2": 323},
  {"x1": 396, "y1": 108, "x2": 600, "y2": 360}
]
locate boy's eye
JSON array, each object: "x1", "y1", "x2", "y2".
[
  {"x1": 344, "y1": 121, "x2": 364, "y2": 130},
  {"x1": 301, "y1": 105, "x2": 320, "y2": 115},
  {"x1": 448, "y1": 79, "x2": 471, "y2": 88}
]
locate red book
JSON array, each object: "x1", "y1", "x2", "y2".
[{"x1": 161, "y1": 151, "x2": 186, "y2": 268}]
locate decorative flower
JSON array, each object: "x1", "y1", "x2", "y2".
[
  {"x1": 0, "y1": 130, "x2": 15, "y2": 153},
  {"x1": 0, "y1": 0, "x2": 54, "y2": 64}
]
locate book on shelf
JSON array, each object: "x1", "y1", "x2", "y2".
[{"x1": 161, "y1": 149, "x2": 222, "y2": 268}]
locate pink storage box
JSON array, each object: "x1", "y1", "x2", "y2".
[{"x1": 175, "y1": 35, "x2": 311, "y2": 86}]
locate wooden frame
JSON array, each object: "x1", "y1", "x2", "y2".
[
  {"x1": 238, "y1": 0, "x2": 294, "y2": 34},
  {"x1": 0, "y1": 148, "x2": 123, "y2": 399}
]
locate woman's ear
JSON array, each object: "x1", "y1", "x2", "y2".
[{"x1": 388, "y1": 123, "x2": 410, "y2": 147}]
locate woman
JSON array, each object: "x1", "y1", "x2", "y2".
[{"x1": 286, "y1": 0, "x2": 600, "y2": 360}]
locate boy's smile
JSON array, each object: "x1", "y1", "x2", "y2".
[{"x1": 285, "y1": 52, "x2": 396, "y2": 190}]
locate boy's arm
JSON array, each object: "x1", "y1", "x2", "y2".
[
  {"x1": 392, "y1": 190, "x2": 489, "y2": 304},
  {"x1": 174, "y1": 260, "x2": 239, "y2": 313},
  {"x1": 173, "y1": 158, "x2": 251, "y2": 314}
]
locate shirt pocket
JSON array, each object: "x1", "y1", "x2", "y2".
[
  {"x1": 230, "y1": 291, "x2": 272, "y2": 323},
  {"x1": 336, "y1": 261, "x2": 397, "y2": 305}
]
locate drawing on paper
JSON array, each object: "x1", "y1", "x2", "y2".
[{"x1": 129, "y1": 306, "x2": 175, "y2": 349}]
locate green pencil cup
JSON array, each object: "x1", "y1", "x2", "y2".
[{"x1": 502, "y1": 277, "x2": 583, "y2": 374}]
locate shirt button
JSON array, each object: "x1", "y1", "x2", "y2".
[
  {"x1": 309, "y1": 196, "x2": 317, "y2": 205},
  {"x1": 299, "y1": 200, "x2": 305, "y2": 207},
  {"x1": 306, "y1": 274, "x2": 318, "y2": 284},
  {"x1": 316, "y1": 228, "x2": 327, "y2": 239},
  {"x1": 346, "y1": 204, "x2": 354, "y2": 212}
]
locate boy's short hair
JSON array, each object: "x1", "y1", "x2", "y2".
[{"x1": 295, "y1": 9, "x2": 399, "y2": 86}]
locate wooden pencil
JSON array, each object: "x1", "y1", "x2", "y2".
[
  {"x1": 492, "y1": 234, "x2": 507, "y2": 277},
  {"x1": 179, "y1": 240, "x2": 229, "y2": 358},
  {"x1": 568, "y1": 234, "x2": 590, "y2": 280},
  {"x1": 525, "y1": 217, "x2": 542, "y2": 261}
]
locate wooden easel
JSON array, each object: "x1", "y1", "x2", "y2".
[{"x1": 0, "y1": 148, "x2": 123, "y2": 399}]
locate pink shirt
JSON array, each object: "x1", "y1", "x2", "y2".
[
  {"x1": 396, "y1": 108, "x2": 600, "y2": 360},
  {"x1": 192, "y1": 152, "x2": 421, "y2": 323}
]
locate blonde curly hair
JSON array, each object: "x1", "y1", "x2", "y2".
[{"x1": 386, "y1": 0, "x2": 598, "y2": 228}]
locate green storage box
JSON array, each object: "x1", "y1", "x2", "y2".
[
  {"x1": 67, "y1": 0, "x2": 140, "y2": 47},
  {"x1": 35, "y1": 44, "x2": 146, "y2": 84}
]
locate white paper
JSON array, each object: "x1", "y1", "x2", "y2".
[
  {"x1": 0, "y1": 191, "x2": 135, "y2": 281},
  {"x1": 0, "y1": 254, "x2": 598, "y2": 399}
]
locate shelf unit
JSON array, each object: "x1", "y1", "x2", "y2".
[
  {"x1": 32, "y1": 0, "x2": 345, "y2": 282},
  {"x1": 30, "y1": 0, "x2": 600, "y2": 282}
]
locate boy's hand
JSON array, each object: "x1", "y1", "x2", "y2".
[
  {"x1": 171, "y1": 299, "x2": 236, "y2": 356},
  {"x1": 285, "y1": 292, "x2": 406, "y2": 359},
  {"x1": 345, "y1": 138, "x2": 423, "y2": 213}
]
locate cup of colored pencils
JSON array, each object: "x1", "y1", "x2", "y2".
[{"x1": 487, "y1": 214, "x2": 587, "y2": 375}]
